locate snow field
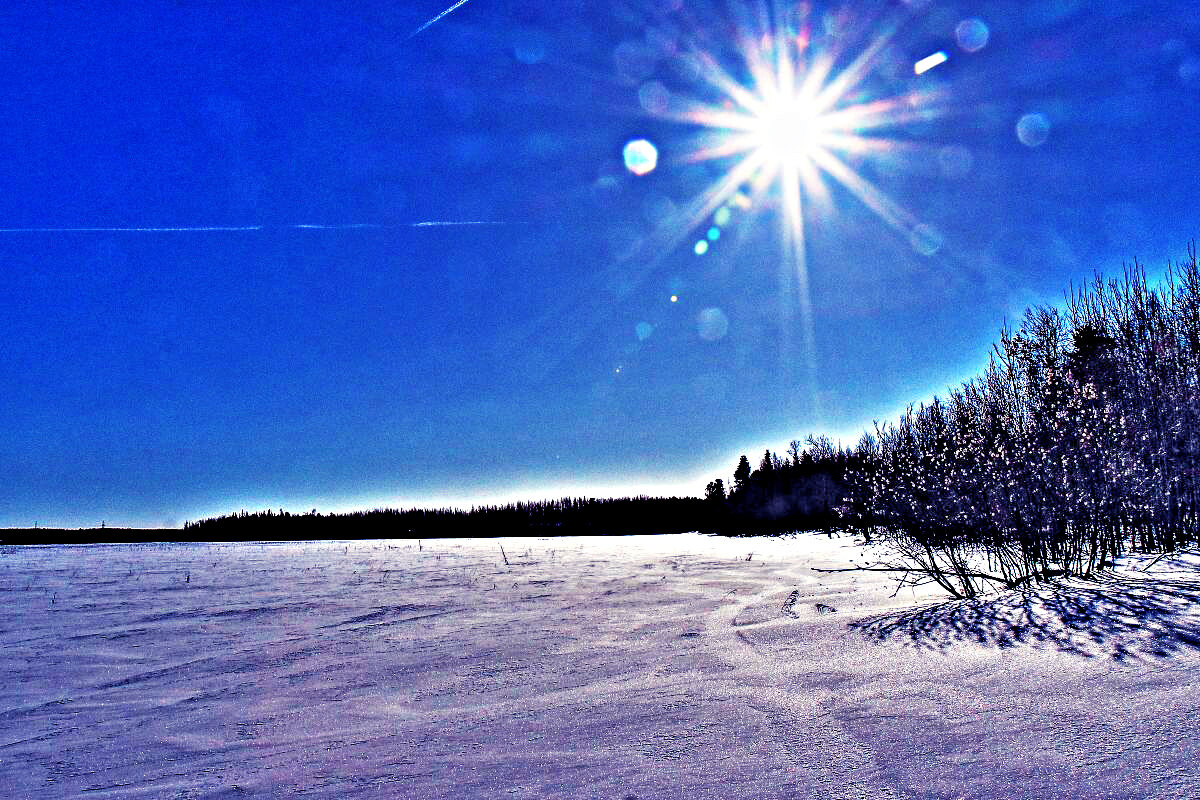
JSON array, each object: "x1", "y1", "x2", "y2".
[{"x1": 2, "y1": 533, "x2": 1199, "y2": 798}]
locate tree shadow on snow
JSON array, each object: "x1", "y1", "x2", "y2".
[{"x1": 851, "y1": 573, "x2": 1200, "y2": 661}]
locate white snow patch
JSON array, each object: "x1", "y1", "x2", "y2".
[{"x1": 1, "y1": 533, "x2": 1198, "y2": 798}]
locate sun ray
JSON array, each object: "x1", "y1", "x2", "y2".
[
  {"x1": 671, "y1": 147, "x2": 775, "y2": 249},
  {"x1": 806, "y1": 146, "x2": 918, "y2": 235},
  {"x1": 810, "y1": 19, "x2": 900, "y2": 115},
  {"x1": 633, "y1": 2, "x2": 950, "y2": 421},
  {"x1": 652, "y1": 3, "x2": 944, "y2": 260}
]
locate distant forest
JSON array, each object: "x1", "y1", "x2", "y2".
[
  {"x1": 182, "y1": 499, "x2": 710, "y2": 539},
  {"x1": 113, "y1": 245, "x2": 1200, "y2": 596},
  {"x1": 178, "y1": 473, "x2": 847, "y2": 541},
  {"x1": 177, "y1": 435, "x2": 853, "y2": 540}
]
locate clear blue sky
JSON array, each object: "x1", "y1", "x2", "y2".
[{"x1": 2, "y1": 1, "x2": 1197, "y2": 527}]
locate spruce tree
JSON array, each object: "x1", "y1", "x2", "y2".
[{"x1": 733, "y1": 455, "x2": 752, "y2": 492}]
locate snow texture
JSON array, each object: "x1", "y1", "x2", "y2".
[{"x1": 2, "y1": 533, "x2": 1199, "y2": 798}]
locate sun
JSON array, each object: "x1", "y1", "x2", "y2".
[
  {"x1": 633, "y1": 2, "x2": 950, "y2": 390},
  {"x1": 668, "y1": 9, "x2": 938, "y2": 243},
  {"x1": 751, "y1": 97, "x2": 825, "y2": 168}
]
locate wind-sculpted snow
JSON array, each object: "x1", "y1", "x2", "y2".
[{"x1": 1, "y1": 535, "x2": 1198, "y2": 798}]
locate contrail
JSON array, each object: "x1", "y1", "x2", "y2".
[
  {"x1": 0, "y1": 221, "x2": 519, "y2": 233},
  {"x1": 409, "y1": 0, "x2": 475, "y2": 38},
  {"x1": 410, "y1": 220, "x2": 511, "y2": 227},
  {"x1": 0, "y1": 225, "x2": 264, "y2": 233},
  {"x1": 290, "y1": 223, "x2": 380, "y2": 230},
  {"x1": 294, "y1": 221, "x2": 514, "y2": 229}
]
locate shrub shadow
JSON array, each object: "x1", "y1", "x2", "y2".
[{"x1": 851, "y1": 573, "x2": 1200, "y2": 660}]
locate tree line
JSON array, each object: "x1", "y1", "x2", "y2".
[
  {"x1": 700, "y1": 245, "x2": 1200, "y2": 596},
  {"x1": 176, "y1": 242, "x2": 1200, "y2": 589},
  {"x1": 182, "y1": 497, "x2": 717, "y2": 540},
  {"x1": 181, "y1": 484, "x2": 856, "y2": 539},
  {"x1": 701, "y1": 437, "x2": 854, "y2": 535}
]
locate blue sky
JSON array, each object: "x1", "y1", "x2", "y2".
[{"x1": 1, "y1": 1, "x2": 1198, "y2": 527}]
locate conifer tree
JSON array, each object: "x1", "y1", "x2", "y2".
[{"x1": 733, "y1": 455, "x2": 752, "y2": 492}]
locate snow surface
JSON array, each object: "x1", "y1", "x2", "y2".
[{"x1": 2, "y1": 532, "x2": 1199, "y2": 799}]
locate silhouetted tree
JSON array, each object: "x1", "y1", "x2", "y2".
[
  {"x1": 705, "y1": 479, "x2": 727, "y2": 503},
  {"x1": 733, "y1": 455, "x2": 752, "y2": 492}
]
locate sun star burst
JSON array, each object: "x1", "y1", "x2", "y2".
[
  {"x1": 643, "y1": 3, "x2": 947, "y2": 399},
  {"x1": 673, "y1": 8, "x2": 938, "y2": 248}
]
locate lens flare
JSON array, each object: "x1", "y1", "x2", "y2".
[
  {"x1": 697, "y1": 307, "x2": 730, "y2": 341},
  {"x1": 1016, "y1": 113, "x2": 1051, "y2": 147},
  {"x1": 955, "y1": 18, "x2": 990, "y2": 53},
  {"x1": 914, "y1": 51, "x2": 948, "y2": 75},
  {"x1": 623, "y1": 138, "x2": 659, "y2": 175}
]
